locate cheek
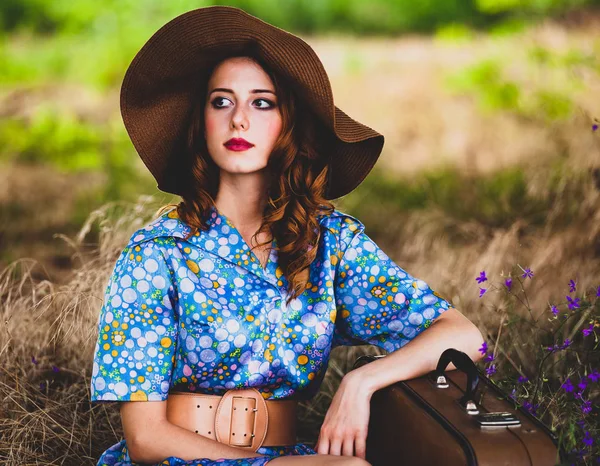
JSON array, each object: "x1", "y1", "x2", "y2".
[
  {"x1": 266, "y1": 118, "x2": 283, "y2": 141},
  {"x1": 205, "y1": 117, "x2": 217, "y2": 136}
]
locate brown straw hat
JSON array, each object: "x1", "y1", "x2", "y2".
[{"x1": 120, "y1": 5, "x2": 385, "y2": 200}]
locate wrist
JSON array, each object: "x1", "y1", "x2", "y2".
[{"x1": 343, "y1": 365, "x2": 378, "y2": 398}]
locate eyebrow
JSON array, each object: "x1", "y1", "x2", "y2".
[{"x1": 209, "y1": 88, "x2": 276, "y2": 96}]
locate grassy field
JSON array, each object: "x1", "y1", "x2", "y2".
[{"x1": 1, "y1": 8, "x2": 599, "y2": 465}]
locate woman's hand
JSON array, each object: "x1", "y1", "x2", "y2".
[{"x1": 314, "y1": 372, "x2": 372, "y2": 459}]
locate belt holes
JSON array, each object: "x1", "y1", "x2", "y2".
[
  {"x1": 208, "y1": 431, "x2": 211, "y2": 434},
  {"x1": 245, "y1": 407, "x2": 248, "y2": 411},
  {"x1": 209, "y1": 405, "x2": 212, "y2": 409},
  {"x1": 195, "y1": 430, "x2": 198, "y2": 433},
  {"x1": 232, "y1": 432, "x2": 235, "y2": 436},
  {"x1": 196, "y1": 404, "x2": 200, "y2": 408},
  {"x1": 244, "y1": 434, "x2": 247, "y2": 436}
]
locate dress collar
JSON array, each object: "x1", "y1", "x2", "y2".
[{"x1": 130, "y1": 206, "x2": 334, "y2": 288}]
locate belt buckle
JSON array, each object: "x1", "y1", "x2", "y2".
[{"x1": 214, "y1": 387, "x2": 268, "y2": 452}]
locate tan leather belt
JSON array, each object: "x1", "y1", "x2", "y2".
[{"x1": 166, "y1": 388, "x2": 298, "y2": 452}]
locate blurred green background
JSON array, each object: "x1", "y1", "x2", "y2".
[{"x1": 0, "y1": 0, "x2": 599, "y2": 281}]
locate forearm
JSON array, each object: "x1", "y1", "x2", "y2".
[
  {"x1": 129, "y1": 420, "x2": 267, "y2": 463},
  {"x1": 348, "y1": 316, "x2": 485, "y2": 395}
]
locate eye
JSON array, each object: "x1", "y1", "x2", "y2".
[
  {"x1": 210, "y1": 97, "x2": 231, "y2": 109},
  {"x1": 254, "y1": 98, "x2": 276, "y2": 109},
  {"x1": 210, "y1": 97, "x2": 276, "y2": 110}
]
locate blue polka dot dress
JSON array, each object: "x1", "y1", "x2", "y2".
[{"x1": 90, "y1": 206, "x2": 452, "y2": 465}]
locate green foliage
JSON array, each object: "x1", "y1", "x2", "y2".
[
  {"x1": 443, "y1": 52, "x2": 582, "y2": 122},
  {"x1": 528, "y1": 43, "x2": 599, "y2": 70},
  {"x1": 1, "y1": 0, "x2": 597, "y2": 89},
  {"x1": 4, "y1": 0, "x2": 597, "y2": 37},
  {"x1": 1, "y1": 109, "x2": 100, "y2": 170},
  {"x1": 434, "y1": 23, "x2": 476, "y2": 43},
  {"x1": 348, "y1": 161, "x2": 585, "y2": 230},
  {"x1": 0, "y1": 107, "x2": 144, "y2": 201},
  {"x1": 532, "y1": 89, "x2": 573, "y2": 120},
  {"x1": 476, "y1": 0, "x2": 593, "y2": 14},
  {"x1": 444, "y1": 59, "x2": 522, "y2": 113},
  {"x1": 488, "y1": 17, "x2": 529, "y2": 36}
]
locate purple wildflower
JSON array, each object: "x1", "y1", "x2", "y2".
[
  {"x1": 561, "y1": 338, "x2": 572, "y2": 350},
  {"x1": 582, "y1": 431, "x2": 593, "y2": 447},
  {"x1": 40, "y1": 382, "x2": 46, "y2": 390},
  {"x1": 518, "y1": 375, "x2": 529, "y2": 383},
  {"x1": 486, "y1": 364, "x2": 497, "y2": 376},
  {"x1": 476, "y1": 271, "x2": 487, "y2": 284},
  {"x1": 550, "y1": 305, "x2": 559, "y2": 316},
  {"x1": 52, "y1": 365, "x2": 60, "y2": 373},
  {"x1": 566, "y1": 296, "x2": 580, "y2": 310},
  {"x1": 587, "y1": 371, "x2": 600, "y2": 382},
  {"x1": 578, "y1": 379, "x2": 588, "y2": 392},
  {"x1": 479, "y1": 287, "x2": 487, "y2": 298},
  {"x1": 561, "y1": 378, "x2": 574, "y2": 393},
  {"x1": 594, "y1": 124, "x2": 599, "y2": 131},
  {"x1": 31, "y1": 356, "x2": 39, "y2": 365},
  {"x1": 582, "y1": 400, "x2": 592, "y2": 415},
  {"x1": 521, "y1": 268, "x2": 534, "y2": 279},
  {"x1": 479, "y1": 341, "x2": 488, "y2": 355},
  {"x1": 522, "y1": 401, "x2": 539, "y2": 416},
  {"x1": 505, "y1": 278, "x2": 512, "y2": 290},
  {"x1": 583, "y1": 323, "x2": 594, "y2": 336},
  {"x1": 568, "y1": 279, "x2": 576, "y2": 293},
  {"x1": 510, "y1": 387, "x2": 517, "y2": 400},
  {"x1": 485, "y1": 353, "x2": 495, "y2": 362},
  {"x1": 597, "y1": 285, "x2": 600, "y2": 297}
]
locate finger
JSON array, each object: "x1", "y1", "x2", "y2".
[
  {"x1": 342, "y1": 437, "x2": 354, "y2": 457},
  {"x1": 355, "y1": 435, "x2": 367, "y2": 460},
  {"x1": 316, "y1": 436, "x2": 329, "y2": 456},
  {"x1": 329, "y1": 437, "x2": 342, "y2": 456}
]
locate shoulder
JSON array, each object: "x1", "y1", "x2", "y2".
[
  {"x1": 317, "y1": 208, "x2": 366, "y2": 246},
  {"x1": 318, "y1": 208, "x2": 364, "y2": 229},
  {"x1": 126, "y1": 207, "x2": 192, "y2": 249}
]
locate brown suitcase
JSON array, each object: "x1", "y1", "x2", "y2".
[{"x1": 353, "y1": 348, "x2": 564, "y2": 466}]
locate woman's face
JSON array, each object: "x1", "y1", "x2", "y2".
[{"x1": 204, "y1": 56, "x2": 282, "y2": 177}]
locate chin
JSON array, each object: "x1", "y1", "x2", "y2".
[{"x1": 220, "y1": 163, "x2": 269, "y2": 174}]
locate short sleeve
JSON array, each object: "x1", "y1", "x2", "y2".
[
  {"x1": 90, "y1": 240, "x2": 179, "y2": 402},
  {"x1": 332, "y1": 226, "x2": 453, "y2": 353}
]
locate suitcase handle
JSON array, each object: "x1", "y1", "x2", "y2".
[{"x1": 434, "y1": 348, "x2": 480, "y2": 414}]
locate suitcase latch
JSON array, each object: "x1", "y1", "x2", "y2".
[{"x1": 474, "y1": 412, "x2": 521, "y2": 428}]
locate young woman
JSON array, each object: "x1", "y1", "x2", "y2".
[{"x1": 90, "y1": 6, "x2": 484, "y2": 466}]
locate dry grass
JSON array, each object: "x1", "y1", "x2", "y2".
[{"x1": 0, "y1": 197, "x2": 170, "y2": 463}]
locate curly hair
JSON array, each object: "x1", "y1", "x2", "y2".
[{"x1": 157, "y1": 52, "x2": 336, "y2": 306}]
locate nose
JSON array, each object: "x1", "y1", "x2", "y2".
[{"x1": 231, "y1": 106, "x2": 248, "y2": 130}]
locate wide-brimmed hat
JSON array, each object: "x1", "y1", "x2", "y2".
[{"x1": 120, "y1": 5, "x2": 384, "y2": 200}]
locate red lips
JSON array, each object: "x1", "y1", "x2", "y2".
[{"x1": 224, "y1": 138, "x2": 254, "y2": 149}]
